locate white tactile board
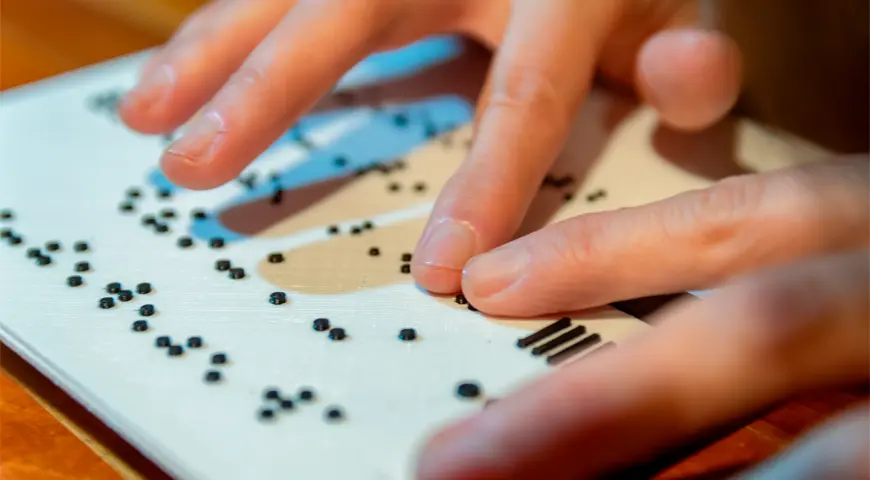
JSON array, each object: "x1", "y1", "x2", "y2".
[{"x1": 0, "y1": 37, "x2": 826, "y2": 480}]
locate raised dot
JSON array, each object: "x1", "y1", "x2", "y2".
[
  {"x1": 349, "y1": 226, "x2": 362, "y2": 235},
  {"x1": 298, "y1": 388, "x2": 315, "y2": 402},
  {"x1": 139, "y1": 304, "x2": 155, "y2": 317},
  {"x1": 119, "y1": 201, "x2": 135, "y2": 213},
  {"x1": 0, "y1": 209, "x2": 13, "y2": 221},
  {"x1": 168, "y1": 345, "x2": 184, "y2": 356},
  {"x1": 26, "y1": 247, "x2": 41, "y2": 258},
  {"x1": 8, "y1": 235, "x2": 22, "y2": 246},
  {"x1": 209, "y1": 237, "x2": 225, "y2": 249},
  {"x1": 368, "y1": 247, "x2": 380, "y2": 257},
  {"x1": 118, "y1": 290, "x2": 134, "y2": 302},
  {"x1": 328, "y1": 328, "x2": 347, "y2": 341},
  {"x1": 215, "y1": 259, "x2": 231, "y2": 271},
  {"x1": 326, "y1": 225, "x2": 340, "y2": 235},
  {"x1": 387, "y1": 182, "x2": 401, "y2": 193},
  {"x1": 0, "y1": 228, "x2": 11, "y2": 238},
  {"x1": 187, "y1": 336, "x2": 203, "y2": 348},
  {"x1": 400, "y1": 264, "x2": 411, "y2": 274},
  {"x1": 136, "y1": 282, "x2": 152, "y2": 294},
  {"x1": 154, "y1": 223, "x2": 169, "y2": 234},
  {"x1": 362, "y1": 221, "x2": 374, "y2": 230},
  {"x1": 45, "y1": 241, "x2": 61, "y2": 252},
  {"x1": 141, "y1": 214, "x2": 156, "y2": 226},
  {"x1": 333, "y1": 156, "x2": 348, "y2": 167},
  {"x1": 204, "y1": 370, "x2": 222, "y2": 383},
  {"x1": 73, "y1": 241, "x2": 89, "y2": 252},
  {"x1": 269, "y1": 292, "x2": 287, "y2": 305},
  {"x1": 126, "y1": 187, "x2": 141, "y2": 199},
  {"x1": 267, "y1": 252, "x2": 284, "y2": 264},
  {"x1": 35, "y1": 255, "x2": 52, "y2": 266},
  {"x1": 313, "y1": 318, "x2": 330, "y2": 332},
  {"x1": 177, "y1": 236, "x2": 193, "y2": 248},
  {"x1": 157, "y1": 189, "x2": 172, "y2": 199},
  {"x1": 413, "y1": 182, "x2": 427, "y2": 193},
  {"x1": 264, "y1": 388, "x2": 281, "y2": 400},
  {"x1": 229, "y1": 267, "x2": 245, "y2": 280},
  {"x1": 132, "y1": 320, "x2": 149, "y2": 332},
  {"x1": 401, "y1": 253, "x2": 412, "y2": 262},
  {"x1": 398, "y1": 328, "x2": 417, "y2": 341},
  {"x1": 393, "y1": 113, "x2": 409, "y2": 127},
  {"x1": 211, "y1": 353, "x2": 227, "y2": 365},
  {"x1": 455, "y1": 294, "x2": 467, "y2": 305},
  {"x1": 259, "y1": 408, "x2": 275, "y2": 421},
  {"x1": 191, "y1": 209, "x2": 208, "y2": 220},
  {"x1": 98, "y1": 297, "x2": 115, "y2": 309},
  {"x1": 563, "y1": 193, "x2": 574, "y2": 202},
  {"x1": 155, "y1": 336, "x2": 171, "y2": 348},
  {"x1": 280, "y1": 399, "x2": 295, "y2": 410},
  {"x1": 325, "y1": 406, "x2": 344, "y2": 422},
  {"x1": 456, "y1": 382, "x2": 481, "y2": 399},
  {"x1": 75, "y1": 261, "x2": 90, "y2": 272},
  {"x1": 67, "y1": 275, "x2": 83, "y2": 287}
]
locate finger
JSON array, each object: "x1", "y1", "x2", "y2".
[
  {"x1": 463, "y1": 156, "x2": 869, "y2": 316},
  {"x1": 737, "y1": 404, "x2": 870, "y2": 480},
  {"x1": 411, "y1": 0, "x2": 623, "y2": 294},
  {"x1": 417, "y1": 250, "x2": 870, "y2": 479},
  {"x1": 159, "y1": 0, "x2": 399, "y2": 190},
  {"x1": 119, "y1": 0, "x2": 295, "y2": 134},
  {"x1": 636, "y1": 28, "x2": 742, "y2": 131}
]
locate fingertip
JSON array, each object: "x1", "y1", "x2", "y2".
[
  {"x1": 411, "y1": 263, "x2": 463, "y2": 295},
  {"x1": 637, "y1": 28, "x2": 742, "y2": 131},
  {"x1": 159, "y1": 150, "x2": 238, "y2": 191}
]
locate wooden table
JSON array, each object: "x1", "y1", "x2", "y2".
[{"x1": 1, "y1": 1, "x2": 866, "y2": 479}]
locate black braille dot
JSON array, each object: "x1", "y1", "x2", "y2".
[
  {"x1": 401, "y1": 253, "x2": 412, "y2": 262},
  {"x1": 328, "y1": 328, "x2": 347, "y2": 341},
  {"x1": 177, "y1": 236, "x2": 193, "y2": 248},
  {"x1": 118, "y1": 290, "x2": 134, "y2": 302},
  {"x1": 425, "y1": 126, "x2": 438, "y2": 138},
  {"x1": 160, "y1": 208, "x2": 176, "y2": 219},
  {"x1": 467, "y1": 303, "x2": 479, "y2": 312},
  {"x1": 157, "y1": 189, "x2": 171, "y2": 199},
  {"x1": 362, "y1": 221, "x2": 374, "y2": 230},
  {"x1": 313, "y1": 318, "x2": 330, "y2": 332},
  {"x1": 119, "y1": 201, "x2": 135, "y2": 213},
  {"x1": 393, "y1": 113, "x2": 409, "y2": 127},
  {"x1": 73, "y1": 241, "x2": 89, "y2": 252},
  {"x1": 456, "y1": 382, "x2": 482, "y2": 399},
  {"x1": 455, "y1": 294, "x2": 467, "y2": 305},
  {"x1": 168, "y1": 345, "x2": 183, "y2": 356},
  {"x1": 333, "y1": 156, "x2": 348, "y2": 167},
  {"x1": 211, "y1": 353, "x2": 227, "y2": 364},
  {"x1": 0, "y1": 209, "x2": 12, "y2": 221},
  {"x1": 126, "y1": 187, "x2": 141, "y2": 199},
  {"x1": 215, "y1": 259, "x2": 231, "y2": 271},
  {"x1": 209, "y1": 237, "x2": 225, "y2": 249},
  {"x1": 132, "y1": 320, "x2": 149, "y2": 332},
  {"x1": 413, "y1": 182, "x2": 427, "y2": 193},
  {"x1": 326, "y1": 225, "x2": 340, "y2": 235},
  {"x1": 35, "y1": 255, "x2": 52, "y2": 266},
  {"x1": 139, "y1": 304, "x2": 155, "y2": 316},
  {"x1": 0, "y1": 228, "x2": 11, "y2": 238},
  {"x1": 259, "y1": 408, "x2": 275, "y2": 420},
  {"x1": 400, "y1": 264, "x2": 411, "y2": 274},
  {"x1": 45, "y1": 241, "x2": 61, "y2": 252},
  {"x1": 267, "y1": 252, "x2": 284, "y2": 263},
  {"x1": 563, "y1": 193, "x2": 574, "y2": 202},
  {"x1": 155, "y1": 336, "x2": 171, "y2": 348},
  {"x1": 26, "y1": 247, "x2": 41, "y2": 258},
  {"x1": 398, "y1": 328, "x2": 417, "y2": 341},
  {"x1": 8, "y1": 235, "x2": 22, "y2": 246},
  {"x1": 368, "y1": 247, "x2": 380, "y2": 257},
  {"x1": 75, "y1": 261, "x2": 90, "y2": 272},
  {"x1": 229, "y1": 267, "x2": 245, "y2": 280},
  {"x1": 325, "y1": 407, "x2": 344, "y2": 422},
  {"x1": 269, "y1": 292, "x2": 287, "y2": 305},
  {"x1": 191, "y1": 209, "x2": 208, "y2": 220},
  {"x1": 280, "y1": 399, "x2": 295, "y2": 410},
  {"x1": 67, "y1": 275, "x2": 83, "y2": 287},
  {"x1": 141, "y1": 214, "x2": 156, "y2": 226},
  {"x1": 264, "y1": 388, "x2": 281, "y2": 400},
  {"x1": 187, "y1": 336, "x2": 203, "y2": 348},
  {"x1": 350, "y1": 226, "x2": 362, "y2": 235},
  {"x1": 204, "y1": 370, "x2": 222, "y2": 383},
  {"x1": 154, "y1": 223, "x2": 169, "y2": 234},
  {"x1": 136, "y1": 282, "x2": 152, "y2": 294},
  {"x1": 298, "y1": 388, "x2": 315, "y2": 401},
  {"x1": 106, "y1": 282, "x2": 121, "y2": 294},
  {"x1": 387, "y1": 182, "x2": 401, "y2": 192},
  {"x1": 99, "y1": 297, "x2": 115, "y2": 309}
]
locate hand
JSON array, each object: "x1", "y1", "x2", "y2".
[
  {"x1": 415, "y1": 155, "x2": 869, "y2": 478},
  {"x1": 119, "y1": 0, "x2": 742, "y2": 294}
]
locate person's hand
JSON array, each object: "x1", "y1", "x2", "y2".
[{"x1": 119, "y1": 0, "x2": 742, "y2": 293}]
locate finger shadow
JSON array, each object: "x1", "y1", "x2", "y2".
[{"x1": 651, "y1": 118, "x2": 754, "y2": 181}]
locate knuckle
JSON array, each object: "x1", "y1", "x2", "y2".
[
  {"x1": 487, "y1": 63, "x2": 571, "y2": 126},
  {"x1": 554, "y1": 213, "x2": 612, "y2": 268}
]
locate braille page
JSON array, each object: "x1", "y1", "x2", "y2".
[{"x1": 0, "y1": 37, "x2": 827, "y2": 480}]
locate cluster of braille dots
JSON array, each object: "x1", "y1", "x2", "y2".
[
  {"x1": 257, "y1": 386, "x2": 334, "y2": 422},
  {"x1": 454, "y1": 293, "x2": 478, "y2": 312},
  {"x1": 366, "y1": 245, "x2": 414, "y2": 275},
  {"x1": 120, "y1": 188, "x2": 229, "y2": 250},
  {"x1": 1, "y1": 211, "x2": 94, "y2": 278}
]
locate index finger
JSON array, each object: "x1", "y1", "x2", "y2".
[{"x1": 411, "y1": 0, "x2": 622, "y2": 293}]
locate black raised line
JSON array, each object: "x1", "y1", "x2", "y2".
[
  {"x1": 546, "y1": 334, "x2": 603, "y2": 365},
  {"x1": 517, "y1": 317, "x2": 572, "y2": 348},
  {"x1": 530, "y1": 325, "x2": 587, "y2": 356},
  {"x1": 609, "y1": 293, "x2": 692, "y2": 322}
]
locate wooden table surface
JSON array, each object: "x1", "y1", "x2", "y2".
[{"x1": 0, "y1": 1, "x2": 866, "y2": 479}]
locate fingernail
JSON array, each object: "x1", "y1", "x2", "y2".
[
  {"x1": 123, "y1": 64, "x2": 174, "y2": 112},
  {"x1": 165, "y1": 111, "x2": 226, "y2": 164},
  {"x1": 416, "y1": 218, "x2": 478, "y2": 271},
  {"x1": 464, "y1": 245, "x2": 529, "y2": 298}
]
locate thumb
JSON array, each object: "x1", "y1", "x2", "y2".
[{"x1": 636, "y1": 28, "x2": 743, "y2": 131}]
